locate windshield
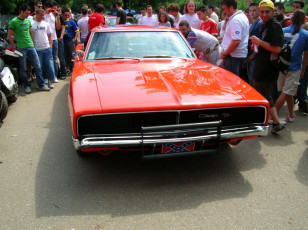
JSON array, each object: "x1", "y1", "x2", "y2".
[{"x1": 86, "y1": 31, "x2": 195, "y2": 60}]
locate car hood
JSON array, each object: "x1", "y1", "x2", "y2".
[{"x1": 73, "y1": 59, "x2": 266, "y2": 114}]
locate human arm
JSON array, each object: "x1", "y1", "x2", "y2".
[
  {"x1": 55, "y1": 14, "x2": 61, "y2": 30},
  {"x1": 48, "y1": 33, "x2": 53, "y2": 49},
  {"x1": 300, "y1": 50, "x2": 308, "y2": 80},
  {"x1": 29, "y1": 28, "x2": 35, "y2": 46},
  {"x1": 250, "y1": 35, "x2": 282, "y2": 54},
  {"x1": 73, "y1": 30, "x2": 80, "y2": 43},
  {"x1": 7, "y1": 29, "x2": 16, "y2": 51},
  {"x1": 58, "y1": 25, "x2": 65, "y2": 42},
  {"x1": 220, "y1": 40, "x2": 240, "y2": 59},
  {"x1": 99, "y1": 14, "x2": 105, "y2": 26}
]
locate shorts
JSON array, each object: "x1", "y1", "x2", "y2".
[
  {"x1": 277, "y1": 70, "x2": 301, "y2": 96},
  {"x1": 253, "y1": 80, "x2": 276, "y2": 108}
]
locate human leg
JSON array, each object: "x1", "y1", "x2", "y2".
[
  {"x1": 52, "y1": 39, "x2": 58, "y2": 78},
  {"x1": 297, "y1": 66, "x2": 308, "y2": 112},
  {"x1": 28, "y1": 47, "x2": 45, "y2": 88},
  {"x1": 42, "y1": 48, "x2": 56, "y2": 82},
  {"x1": 275, "y1": 92, "x2": 286, "y2": 113},
  {"x1": 253, "y1": 80, "x2": 283, "y2": 128},
  {"x1": 58, "y1": 40, "x2": 67, "y2": 78},
  {"x1": 247, "y1": 59, "x2": 255, "y2": 86},
  {"x1": 18, "y1": 48, "x2": 31, "y2": 89},
  {"x1": 66, "y1": 41, "x2": 75, "y2": 72},
  {"x1": 224, "y1": 55, "x2": 244, "y2": 77}
]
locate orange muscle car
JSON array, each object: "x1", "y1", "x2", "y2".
[{"x1": 68, "y1": 25, "x2": 269, "y2": 159}]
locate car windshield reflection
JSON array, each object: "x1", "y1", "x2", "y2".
[{"x1": 86, "y1": 31, "x2": 195, "y2": 60}]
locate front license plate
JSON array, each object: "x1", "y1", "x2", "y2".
[{"x1": 161, "y1": 141, "x2": 195, "y2": 154}]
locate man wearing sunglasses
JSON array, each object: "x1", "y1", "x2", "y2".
[{"x1": 62, "y1": 7, "x2": 79, "y2": 73}]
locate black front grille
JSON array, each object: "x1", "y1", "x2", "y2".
[{"x1": 77, "y1": 106, "x2": 266, "y2": 136}]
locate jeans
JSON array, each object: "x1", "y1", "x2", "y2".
[
  {"x1": 37, "y1": 48, "x2": 55, "y2": 81},
  {"x1": 64, "y1": 40, "x2": 75, "y2": 71},
  {"x1": 298, "y1": 65, "x2": 308, "y2": 108},
  {"x1": 224, "y1": 55, "x2": 245, "y2": 77},
  {"x1": 246, "y1": 58, "x2": 256, "y2": 86},
  {"x1": 18, "y1": 47, "x2": 45, "y2": 88},
  {"x1": 58, "y1": 40, "x2": 67, "y2": 76},
  {"x1": 52, "y1": 39, "x2": 58, "y2": 77}
]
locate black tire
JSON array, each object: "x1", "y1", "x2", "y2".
[
  {"x1": 0, "y1": 90, "x2": 8, "y2": 122},
  {"x1": 77, "y1": 149, "x2": 87, "y2": 157},
  {"x1": 8, "y1": 94, "x2": 18, "y2": 103}
]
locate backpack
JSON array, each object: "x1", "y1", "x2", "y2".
[{"x1": 270, "y1": 39, "x2": 291, "y2": 74}]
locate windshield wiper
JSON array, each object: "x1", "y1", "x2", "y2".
[
  {"x1": 95, "y1": 56, "x2": 140, "y2": 61},
  {"x1": 143, "y1": 55, "x2": 188, "y2": 60}
]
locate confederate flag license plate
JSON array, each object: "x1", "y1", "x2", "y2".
[{"x1": 161, "y1": 141, "x2": 195, "y2": 154}]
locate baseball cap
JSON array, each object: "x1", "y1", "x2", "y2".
[{"x1": 259, "y1": 0, "x2": 274, "y2": 9}]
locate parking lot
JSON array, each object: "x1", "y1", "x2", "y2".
[{"x1": 0, "y1": 80, "x2": 307, "y2": 229}]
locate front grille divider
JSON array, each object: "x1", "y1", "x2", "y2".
[{"x1": 141, "y1": 121, "x2": 222, "y2": 158}]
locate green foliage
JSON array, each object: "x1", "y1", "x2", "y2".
[{"x1": 1, "y1": 0, "x2": 308, "y2": 16}]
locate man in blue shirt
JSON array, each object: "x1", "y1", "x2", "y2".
[
  {"x1": 62, "y1": 7, "x2": 79, "y2": 73},
  {"x1": 246, "y1": 3, "x2": 262, "y2": 85},
  {"x1": 275, "y1": 10, "x2": 308, "y2": 121}
]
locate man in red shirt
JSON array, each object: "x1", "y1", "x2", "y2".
[
  {"x1": 88, "y1": 4, "x2": 105, "y2": 31},
  {"x1": 196, "y1": 5, "x2": 218, "y2": 38}
]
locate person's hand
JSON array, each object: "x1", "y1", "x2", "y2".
[
  {"x1": 250, "y1": 36, "x2": 260, "y2": 45},
  {"x1": 220, "y1": 51, "x2": 227, "y2": 59},
  {"x1": 58, "y1": 37, "x2": 63, "y2": 42},
  {"x1": 46, "y1": 8, "x2": 52, "y2": 14}
]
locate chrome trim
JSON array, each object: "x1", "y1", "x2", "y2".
[
  {"x1": 76, "y1": 106, "x2": 268, "y2": 137},
  {"x1": 73, "y1": 125, "x2": 269, "y2": 151}
]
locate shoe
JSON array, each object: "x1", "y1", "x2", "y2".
[
  {"x1": 44, "y1": 79, "x2": 48, "y2": 84},
  {"x1": 268, "y1": 119, "x2": 286, "y2": 125},
  {"x1": 287, "y1": 114, "x2": 296, "y2": 122},
  {"x1": 66, "y1": 70, "x2": 71, "y2": 76},
  {"x1": 294, "y1": 97, "x2": 298, "y2": 105},
  {"x1": 53, "y1": 77, "x2": 59, "y2": 83},
  {"x1": 25, "y1": 87, "x2": 31, "y2": 94},
  {"x1": 37, "y1": 85, "x2": 50, "y2": 91},
  {"x1": 59, "y1": 75, "x2": 66, "y2": 80},
  {"x1": 271, "y1": 123, "x2": 285, "y2": 134},
  {"x1": 48, "y1": 81, "x2": 54, "y2": 89},
  {"x1": 298, "y1": 100, "x2": 308, "y2": 113}
]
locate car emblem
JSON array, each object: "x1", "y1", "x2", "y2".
[
  {"x1": 221, "y1": 113, "x2": 231, "y2": 118},
  {"x1": 199, "y1": 114, "x2": 219, "y2": 119},
  {"x1": 199, "y1": 113, "x2": 231, "y2": 119}
]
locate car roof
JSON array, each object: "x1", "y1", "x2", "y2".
[
  {"x1": 91, "y1": 24, "x2": 178, "y2": 33},
  {"x1": 107, "y1": 15, "x2": 135, "y2": 19}
]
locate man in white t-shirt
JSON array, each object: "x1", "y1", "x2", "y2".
[
  {"x1": 220, "y1": 0, "x2": 249, "y2": 76},
  {"x1": 31, "y1": 9, "x2": 56, "y2": 89},
  {"x1": 179, "y1": 20, "x2": 220, "y2": 65},
  {"x1": 137, "y1": 7, "x2": 147, "y2": 24},
  {"x1": 141, "y1": 5, "x2": 158, "y2": 26},
  {"x1": 77, "y1": 6, "x2": 89, "y2": 43},
  {"x1": 43, "y1": 0, "x2": 61, "y2": 82},
  {"x1": 208, "y1": 5, "x2": 219, "y2": 24}
]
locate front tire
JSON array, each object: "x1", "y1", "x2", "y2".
[{"x1": 0, "y1": 90, "x2": 8, "y2": 122}]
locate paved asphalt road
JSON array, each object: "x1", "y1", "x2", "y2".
[{"x1": 0, "y1": 79, "x2": 307, "y2": 230}]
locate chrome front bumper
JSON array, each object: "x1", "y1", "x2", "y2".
[{"x1": 73, "y1": 122, "x2": 269, "y2": 151}]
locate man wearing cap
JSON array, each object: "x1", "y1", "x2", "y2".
[{"x1": 250, "y1": 0, "x2": 285, "y2": 133}]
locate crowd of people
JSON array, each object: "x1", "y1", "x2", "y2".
[{"x1": 6, "y1": 0, "x2": 308, "y2": 134}]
